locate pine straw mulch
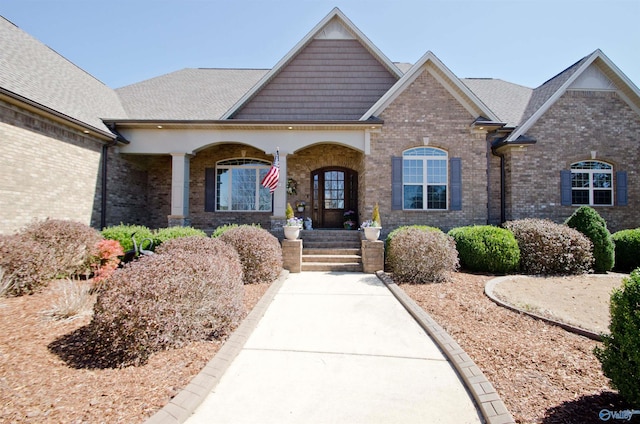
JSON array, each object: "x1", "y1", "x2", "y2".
[
  {"x1": 0, "y1": 280, "x2": 270, "y2": 424},
  {"x1": 401, "y1": 272, "x2": 637, "y2": 424}
]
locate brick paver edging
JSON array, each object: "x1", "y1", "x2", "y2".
[
  {"x1": 144, "y1": 270, "x2": 290, "y2": 424},
  {"x1": 484, "y1": 276, "x2": 602, "y2": 341},
  {"x1": 376, "y1": 271, "x2": 516, "y2": 424}
]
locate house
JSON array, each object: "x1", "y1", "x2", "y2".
[{"x1": 1, "y1": 8, "x2": 639, "y2": 237}]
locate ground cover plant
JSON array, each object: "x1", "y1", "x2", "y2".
[
  {"x1": 565, "y1": 206, "x2": 615, "y2": 273},
  {"x1": 448, "y1": 225, "x2": 520, "y2": 274},
  {"x1": 504, "y1": 218, "x2": 593, "y2": 275}
]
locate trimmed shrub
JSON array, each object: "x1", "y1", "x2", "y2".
[
  {"x1": 594, "y1": 270, "x2": 640, "y2": 405},
  {"x1": 386, "y1": 227, "x2": 459, "y2": 283},
  {"x1": 385, "y1": 225, "x2": 441, "y2": 255},
  {"x1": 21, "y1": 219, "x2": 103, "y2": 277},
  {"x1": 0, "y1": 234, "x2": 59, "y2": 296},
  {"x1": 504, "y1": 219, "x2": 593, "y2": 275},
  {"x1": 612, "y1": 228, "x2": 640, "y2": 272},
  {"x1": 218, "y1": 225, "x2": 282, "y2": 284},
  {"x1": 152, "y1": 226, "x2": 207, "y2": 248},
  {"x1": 155, "y1": 236, "x2": 240, "y2": 269},
  {"x1": 211, "y1": 223, "x2": 261, "y2": 238},
  {"x1": 90, "y1": 249, "x2": 244, "y2": 367},
  {"x1": 565, "y1": 206, "x2": 615, "y2": 273},
  {"x1": 448, "y1": 226, "x2": 520, "y2": 274},
  {"x1": 101, "y1": 224, "x2": 153, "y2": 253}
]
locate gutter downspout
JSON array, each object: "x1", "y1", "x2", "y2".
[{"x1": 100, "y1": 139, "x2": 117, "y2": 229}]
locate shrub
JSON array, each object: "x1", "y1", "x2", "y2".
[
  {"x1": 211, "y1": 223, "x2": 261, "y2": 238},
  {"x1": 152, "y1": 226, "x2": 207, "y2": 248},
  {"x1": 385, "y1": 225, "x2": 441, "y2": 255},
  {"x1": 612, "y1": 228, "x2": 640, "y2": 272},
  {"x1": 565, "y1": 206, "x2": 615, "y2": 273},
  {"x1": 90, "y1": 249, "x2": 244, "y2": 367},
  {"x1": 90, "y1": 239, "x2": 124, "y2": 290},
  {"x1": 219, "y1": 225, "x2": 282, "y2": 284},
  {"x1": 386, "y1": 227, "x2": 459, "y2": 283},
  {"x1": 101, "y1": 224, "x2": 154, "y2": 253},
  {"x1": 504, "y1": 219, "x2": 593, "y2": 275},
  {"x1": 42, "y1": 279, "x2": 94, "y2": 320},
  {"x1": 155, "y1": 236, "x2": 240, "y2": 268},
  {"x1": 594, "y1": 270, "x2": 640, "y2": 405},
  {"x1": 448, "y1": 226, "x2": 520, "y2": 274},
  {"x1": 21, "y1": 219, "x2": 103, "y2": 277},
  {"x1": 0, "y1": 234, "x2": 58, "y2": 296}
]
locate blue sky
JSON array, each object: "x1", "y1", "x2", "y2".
[{"x1": 2, "y1": 0, "x2": 639, "y2": 89}]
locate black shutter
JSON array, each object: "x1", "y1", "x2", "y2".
[
  {"x1": 560, "y1": 170, "x2": 572, "y2": 206},
  {"x1": 391, "y1": 156, "x2": 403, "y2": 210},
  {"x1": 205, "y1": 168, "x2": 216, "y2": 212},
  {"x1": 449, "y1": 157, "x2": 462, "y2": 211}
]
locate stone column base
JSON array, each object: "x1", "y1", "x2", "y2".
[
  {"x1": 167, "y1": 215, "x2": 191, "y2": 227},
  {"x1": 362, "y1": 240, "x2": 384, "y2": 273},
  {"x1": 282, "y1": 239, "x2": 302, "y2": 273}
]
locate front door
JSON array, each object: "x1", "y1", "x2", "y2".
[{"x1": 311, "y1": 167, "x2": 358, "y2": 228}]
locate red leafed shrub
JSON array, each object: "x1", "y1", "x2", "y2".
[
  {"x1": 21, "y1": 219, "x2": 103, "y2": 277},
  {"x1": 386, "y1": 227, "x2": 459, "y2": 284},
  {"x1": 218, "y1": 225, "x2": 283, "y2": 284},
  {"x1": 504, "y1": 218, "x2": 593, "y2": 275},
  {"x1": 91, "y1": 239, "x2": 124, "y2": 287},
  {"x1": 90, "y1": 248, "x2": 244, "y2": 367},
  {"x1": 0, "y1": 234, "x2": 59, "y2": 296}
]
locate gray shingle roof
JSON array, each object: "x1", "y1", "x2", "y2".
[
  {"x1": 0, "y1": 17, "x2": 127, "y2": 133},
  {"x1": 461, "y1": 78, "x2": 532, "y2": 127},
  {"x1": 116, "y1": 68, "x2": 268, "y2": 120}
]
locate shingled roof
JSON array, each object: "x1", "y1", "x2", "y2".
[
  {"x1": 461, "y1": 79, "x2": 532, "y2": 128},
  {"x1": 0, "y1": 17, "x2": 127, "y2": 134},
  {"x1": 115, "y1": 68, "x2": 268, "y2": 120}
]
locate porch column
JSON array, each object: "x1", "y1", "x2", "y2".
[
  {"x1": 272, "y1": 150, "x2": 289, "y2": 218},
  {"x1": 168, "y1": 152, "x2": 193, "y2": 227}
]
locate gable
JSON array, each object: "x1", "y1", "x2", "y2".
[
  {"x1": 231, "y1": 37, "x2": 398, "y2": 121},
  {"x1": 568, "y1": 63, "x2": 616, "y2": 91}
]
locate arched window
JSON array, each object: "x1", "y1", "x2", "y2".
[
  {"x1": 571, "y1": 160, "x2": 613, "y2": 206},
  {"x1": 216, "y1": 158, "x2": 272, "y2": 211},
  {"x1": 402, "y1": 147, "x2": 448, "y2": 210}
]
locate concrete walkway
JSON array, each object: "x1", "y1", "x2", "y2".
[{"x1": 182, "y1": 272, "x2": 482, "y2": 424}]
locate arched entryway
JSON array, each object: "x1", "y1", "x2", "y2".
[{"x1": 311, "y1": 167, "x2": 358, "y2": 228}]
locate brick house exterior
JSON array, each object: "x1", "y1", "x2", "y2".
[{"x1": 1, "y1": 8, "x2": 639, "y2": 236}]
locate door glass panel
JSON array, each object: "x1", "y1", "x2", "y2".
[{"x1": 324, "y1": 171, "x2": 345, "y2": 209}]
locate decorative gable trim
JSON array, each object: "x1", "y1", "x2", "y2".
[
  {"x1": 506, "y1": 49, "x2": 640, "y2": 142},
  {"x1": 360, "y1": 51, "x2": 500, "y2": 122},
  {"x1": 221, "y1": 7, "x2": 402, "y2": 120}
]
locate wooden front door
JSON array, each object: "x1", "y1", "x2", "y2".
[{"x1": 311, "y1": 167, "x2": 358, "y2": 228}]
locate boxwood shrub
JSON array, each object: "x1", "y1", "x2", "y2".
[
  {"x1": 565, "y1": 206, "x2": 614, "y2": 273},
  {"x1": 595, "y1": 270, "x2": 640, "y2": 405},
  {"x1": 504, "y1": 219, "x2": 593, "y2": 275},
  {"x1": 386, "y1": 226, "x2": 458, "y2": 283},
  {"x1": 612, "y1": 228, "x2": 640, "y2": 272},
  {"x1": 448, "y1": 225, "x2": 520, "y2": 274},
  {"x1": 101, "y1": 224, "x2": 154, "y2": 253},
  {"x1": 152, "y1": 226, "x2": 207, "y2": 248}
]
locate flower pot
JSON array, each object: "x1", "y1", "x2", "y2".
[
  {"x1": 363, "y1": 226, "x2": 382, "y2": 241},
  {"x1": 284, "y1": 226, "x2": 301, "y2": 240},
  {"x1": 297, "y1": 206, "x2": 305, "y2": 212}
]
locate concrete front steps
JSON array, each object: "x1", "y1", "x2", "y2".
[{"x1": 300, "y1": 229, "x2": 363, "y2": 272}]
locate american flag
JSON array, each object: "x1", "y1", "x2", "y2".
[{"x1": 261, "y1": 150, "x2": 280, "y2": 193}]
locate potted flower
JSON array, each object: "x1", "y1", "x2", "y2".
[
  {"x1": 284, "y1": 203, "x2": 302, "y2": 240},
  {"x1": 343, "y1": 210, "x2": 356, "y2": 230},
  {"x1": 296, "y1": 201, "x2": 306, "y2": 212},
  {"x1": 361, "y1": 203, "x2": 382, "y2": 241}
]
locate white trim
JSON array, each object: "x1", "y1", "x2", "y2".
[
  {"x1": 402, "y1": 147, "x2": 448, "y2": 211},
  {"x1": 570, "y1": 160, "x2": 614, "y2": 207},
  {"x1": 221, "y1": 8, "x2": 402, "y2": 120}
]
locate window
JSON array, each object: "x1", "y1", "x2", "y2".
[
  {"x1": 215, "y1": 159, "x2": 272, "y2": 211},
  {"x1": 402, "y1": 147, "x2": 448, "y2": 210},
  {"x1": 571, "y1": 160, "x2": 613, "y2": 206}
]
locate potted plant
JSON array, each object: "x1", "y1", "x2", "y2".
[
  {"x1": 343, "y1": 210, "x2": 356, "y2": 230},
  {"x1": 284, "y1": 203, "x2": 302, "y2": 240},
  {"x1": 361, "y1": 203, "x2": 382, "y2": 241},
  {"x1": 296, "y1": 201, "x2": 306, "y2": 213}
]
